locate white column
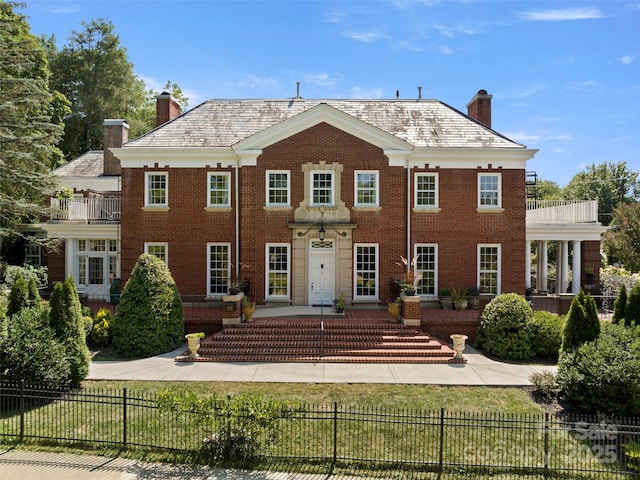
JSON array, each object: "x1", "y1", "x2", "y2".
[
  {"x1": 538, "y1": 241, "x2": 548, "y2": 292},
  {"x1": 525, "y1": 241, "x2": 532, "y2": 290},
  {"x1": 572, "y1": 240, "x2": 582, "y2": 294},
  {"x1": 65, "y1": 239, "x2": 74, "y2": 279},
  {"x1": 559, "y1": 240, "x2": 569, "y2": 294}
]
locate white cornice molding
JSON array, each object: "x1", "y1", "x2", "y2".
[
  {"x1": 112, "y1": 147, "x2": 238, "y2": 168},
  {"x1": 526, "y1": 223, "x2": 608, "y2": 241},
  {"x1": 36, "y1": 223, "x2": 119, "y2": 239},
  {"x1": 406, "y1": 147, "x2": 538, "y2": 169},
  {"x1": 53, "y1": 176, "x2": 121, "y2": 192},
  {"x1": 234, "y1": 103, "x2": 412, "y2": 152}
]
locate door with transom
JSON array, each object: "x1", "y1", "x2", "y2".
[{"x1": 309, "y1": 239, "x2": 335, "y2": 306}]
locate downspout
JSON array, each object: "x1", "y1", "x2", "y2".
[
  {"x1": 406, "y1": 158, "x2": 411, "y2": 261},
  {"x1": 235, "y1": 158, "x2": 240, "y2": 273}
]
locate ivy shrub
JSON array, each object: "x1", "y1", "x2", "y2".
[
  {"x1": 0, "y1": 306, "x2": 71, "y2": 389},
  {"x1": 529, "y1": 311, "x2": 564, "y2": 361},
  {"x1": 557, "y1": 323, "x2": 640, "y2": 416},
  {"x1": 475, "y1": 293, "x2": 533, "y2": 360},
  {"x1": 112, "y1": 253, "x2": 184, "y2": 358},
  {"x1": 49, "y1": 277, "x2": 91, "y2": 386}
]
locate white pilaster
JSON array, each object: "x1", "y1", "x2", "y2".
[
  {"x1": 572, "y1": 240, "x2": 582, "y2": 294},
  {"x1": 538, "y1": 240, "x2": 548, "y2": 292},
  {"x1": 559, "y1": 240, "x2": 569, "y2": 294}
]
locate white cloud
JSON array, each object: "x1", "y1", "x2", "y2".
[
  {"x1": 398, "y1": 41, "x2": 424, "y2": 52},
  {"x1": 503, "y1": 84, "x2": 545, "y2": 99},
  {"x1": 304, "y1": 73, "x2": 338, "y2": 88},
  {"x1": 350, "y1": 86, "x2": 384, "y2": 99},
  {"x1": 519, "y1": 7, "x2": 603, "y2": 21},
  {"x1": 435, "y1": 24, "x2": 476, "y2": 38},
  {"x1": 324, "y1": 10, "x2": 346, "y2": 24},
  {"x1": 345, "y1": 31, "x2": 390, "y2": 42},
  {"x1": 48, "y1": 2, "x2": 80, "y2": 14},
  {"x1": 544, "y1": 134, "x2": 574, "y2": 142},
  {"x1": 436, "y1": 45, "x2": 454, "y2": 55},
  {"x1": 503, "y1": 131, "x2": 540, "y2": 143},
  {"x1": 621, "y1": 55, "x2": 634, "y2": 65}
]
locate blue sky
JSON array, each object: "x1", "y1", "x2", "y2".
[{"x1": 22, "y1": 0, "x2": 640, "y2": 187}]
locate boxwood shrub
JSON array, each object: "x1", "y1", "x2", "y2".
[{"x1": 529, "y1": 311, "x2": 564, "y2": 361}]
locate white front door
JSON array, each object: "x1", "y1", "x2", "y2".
[{"x1": 309, "y1": 240, "x2": 335, "y2": 306}]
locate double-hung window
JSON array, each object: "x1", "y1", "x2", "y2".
[
  {"x1": 354, "y1": 244, "x2": 378, "y2": 299},
  {"x1": 266, "y1": 171, "x2": 290, "y2": 207},
  {"x1": 415, "y1": 173, "x2": 438, "y2": 209},
  {"x1": 207, "y1": 243, "x2": 230, "y2": 296},
  {"x1": 478, "y1": 244, "x2": 500, "y2": 294},
  {"x1": 355, "y1": 171, "x2": 378, "y2": 207},
  {"x1": 145, "y1": 172, "x2": 168, "y2": 207},
  {"x1": 145, "y1": 242, "x2": 168, "y2": 265},
  {"x1": 478, "y1": 173, "x2": 501, "y2": 209},
  {"x1": 266, "y1": 244, "x2": 290, "y2": 298},
  {"x1": 311, "y1": 171, "x2": 334, "y2": 206},
  {"x1": 24, "y1": 244, "x2": 41, "y2": 266},
  {"x1": 208, "y1": 173, "x2": 231, "y2": 207},
  {"x1": 415, "y1": 244, "x2": 437, "y2": 296}
]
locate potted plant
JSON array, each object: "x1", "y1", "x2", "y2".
[
  {"x1": 387, "y1": 297, "x2": 402, "y2": 322},
  {"x1": 439, "y1": 288, "x2": 453, "y2": 310},
  {"x1": 396, "y1": 256, "x2": 422, "y2": 296},
  {"x1": 467, "y1": 286, "x2": 479, "y2": 309},
  {"x1": 228, "y1": 262, "x2": 250, "y2": 294},
  {"x1": 242, "y1": 296, "x2": 256, "y2": 321},
  {"x1": 334, "y1": 293, "x2": 345, "y2": 313},
  {"x1": 452, "y1": 288, "x2": 468, "y2": 310},
  {"x1": 185, "y1": 332, "x2": 205, "y2": 358}
]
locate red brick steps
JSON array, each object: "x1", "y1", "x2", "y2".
[{"x1": 176, "y1": 316, "x2": 463, "y2": 364}]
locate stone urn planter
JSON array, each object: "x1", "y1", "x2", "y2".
[
  {"x1": 242, "y1": 298, "x2": 256, "y2": 322},
  {"x1": 387, "y1": 300, "x2": 402, "y2": 322},
  {"x1": 450, "y1": 334, "x2": 468, "y2": 360},
  {"x1": 185, "y1": 332, "x2": 205, "y2": 358}
]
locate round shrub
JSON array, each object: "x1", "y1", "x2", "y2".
[
  {"x1": 89, "y1": 308, "x2": 113, "y2": 347},
  {"x1": 0, "y1": 306, "x2": 71, "y2": 389},
  {"x1": 529, "y1": 311, "x2": 564, "y2": 361},
  {"x1": 475, "y1": 293, "x2": 533, "y2": 360},
  {"x1": 557, "y1": 323, "x2": 640, "y2": 416},
  {"x1": 112, "y1": 254, "x2": 184, "y2": 358}
]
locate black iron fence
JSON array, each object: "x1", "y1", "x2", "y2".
[{"x1": 2, "y1": 382, "x2": 640, "y2": 478}]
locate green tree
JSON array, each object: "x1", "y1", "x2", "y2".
[
  {"x1": 127, "y1": 80, "x2": 189, "y2": 136},
  {"x1": 0, "y1": 3, "x2": 68, "y2": 246},
  {"x1": 48, "y1": 18, "x2": 147, "y2": 160},
  {"x1": 6, "y1": 271, "x2": 28, "y2": 317},
  {"x1": 603, "y1": 202, "x2": 640, "y2": 272},
  {"x1": 112, "y1": 253, "x2": 184, "y2": 358},
  {"x1": 612, "y1": 283, "x2": 628, "y2": 324},
  {"x1": 563, "y1": 161, "x2": 639, "y2": 226},
  {"x1": 627, "y1": 283, "x2": 640, "y2": 327},
  {"x1": 48, "y1": 276, "x2": 90, "y2": 385},
  {"x1": 561, "y1": 290, "x2": 600, "y2": 352},
  {"x1": 534, "y1": 179, "x2": 563, "y2": 200},
  {"x1": 26, "y1": 276, "x2": 42, "y2": 309}
]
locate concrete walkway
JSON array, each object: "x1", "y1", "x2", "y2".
[{"x1": 89, "y1": 306, "x2": 556, "y2": 386}]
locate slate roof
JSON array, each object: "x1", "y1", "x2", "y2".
[
  {"x1": 124, "y1": 99, "x2": 525, "y2": 149},
  {"x1": 53, "y1": 151, "x2": 104, "y2": 177}
]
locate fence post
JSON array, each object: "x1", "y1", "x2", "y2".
[
  {"x1": 19, "y1": 379, "x2": 25, "y2": 442},
  {"x1": 122, "y1": 387, "x2": 127, "y2": 447},
  {"x1": 543, "y1": 411, "x2": 549, "y2": 478},
  {"x1": 333, "y1": 401, "x2": 338, "y2": 466},
  {"x1": 438, "y1": 407, "x2": 445, "y2": 473}
]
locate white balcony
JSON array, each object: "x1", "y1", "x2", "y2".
[
  {"x1": 526, "y1": 200, "x2": 598, "y2": 224},
  {"x1": 49, "y1": 196, "x2": 121, "y2": 222}
]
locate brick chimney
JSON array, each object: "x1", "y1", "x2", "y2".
[
  {"x1": 156, "y1": 92, "x2": 181, "y2": 127},
  {"x1": 103, "y1": 119, "x2": 129, "y2": 176},
  {"x1": 466, "y1": 89, "x2": 492, "y2": 128}
]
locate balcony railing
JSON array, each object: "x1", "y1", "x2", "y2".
[
  {"x1": 49, "y1": 197, "x2": 121, "y2": 221},
  {"x1": 526, "y1": 199, "x2": 598, "y2": 224}
]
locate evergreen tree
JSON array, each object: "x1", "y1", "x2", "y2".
[
  {"x1": 6, "y1": 272, "x2": 28, "y2": 316},
  {"x1": 0, "y1": 3, "x2": 68, "y2": 246},
  {"x1": 112, "y1": 254, "x2": 184, "y2": 358},
  {"x1": 562, "y1": 290, "x2": 600, "y2": 352},
  {"x1": 26, "y1": 276, "x2": 42, "y2": 309},
  {"x1": 613, "y1": 283, "x2": 628, "y2": 325},
  {"x1": 48, "y1": 18, "x2": 147, "y2": 160},
  {"x1": 627, "y1": 284, "x2": 640, "y2": 327},
  {"x1": 49, "y1": 277, "x2": 90, "y2": 385}
]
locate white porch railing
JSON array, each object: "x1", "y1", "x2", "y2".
[
  {"x1": 526, "y1": 200, "x2": 598, "y2": 224},
  {"x1": 49, "y1": 197, "x2": 121, "y2": 221}
]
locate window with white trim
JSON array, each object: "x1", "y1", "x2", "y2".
[
  {"x1": 354, "y1": 244, "x2": 378, "y2": 299},
  {"x1": 478, "y1": 244, "x2": 501, "y2": 294},
  {"x1": 208, "y1": 173, "x2": 231, "y2": 207},
  {"x1": 415, "y1": 244, "x2": 437, "y2": 296},
  {"x1": 266, "y1": 171, "x2": 290, "y2": 206},
  {"x1": 145, "y1": 172, "x2": 168, "y2": 207},
  {"x1": 266, "y1": 244, "x2": 290, "y2": 298},
  {"x1": 355, "y1": 171, "x2": 378, "y2": 206},
  {"x1": 145, "y1": 242, "x2": 168, "y2": 265},
  {"x1": 415, "y1": 173, "x2": 438, "y2": 208},
  {"x1": 76, "y1": 239, "x2": 118, "y2": 286},
  {"x1": 24, "y1": 244, "x2": 41, "y2": 266},
  {"x1": 478, "y1": 173, "x2": 501, "y2": 208},
  {"x1": 311, "y1": 171, "x2": 334, "y2": 206},
  {"x1": 207, "y1": 243, "x2": 230, "y2": 295}
]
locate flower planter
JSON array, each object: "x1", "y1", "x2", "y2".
[
  {"x1": 387, "y1": 302, "x2": 401, "y2": 322},
  {"x1": 185, "y1": 333, "x2": 204, "y2": 358},
  {"x1": 242, "y1": 302, "x2": 256, "y2": 321},
  {"x1": 450, "y1": 334, "x2": 468, "y2": 360},
  {"x1": 454, "y1": 300, "x2": 468, "y2": 310}
]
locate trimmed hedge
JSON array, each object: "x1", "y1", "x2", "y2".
[{"x1": 529, "y1": 311, "x2": 564, "y2": 361}]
